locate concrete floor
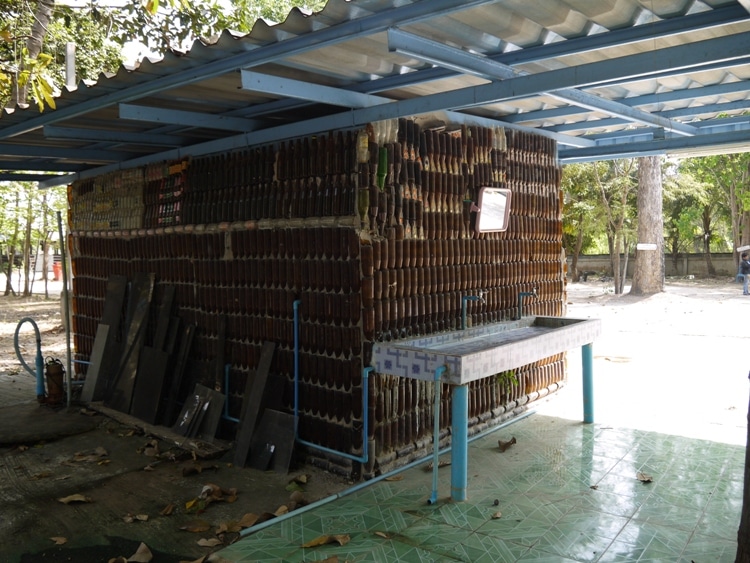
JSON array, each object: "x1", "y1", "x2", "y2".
[
  {"x1": 215, "y1": 279, "x2": 749, "y2": 562},
  {"x1": 1, "y1": 279, "x2": 747, "y2": 562}
]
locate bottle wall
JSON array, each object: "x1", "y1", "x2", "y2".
[{"x1": 69, "y1": 121, "x2": 566, "y2": 475}]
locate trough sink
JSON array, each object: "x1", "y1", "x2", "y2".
[{"x1": 372, "y1": 316, "x2": 602, "y2": 385}]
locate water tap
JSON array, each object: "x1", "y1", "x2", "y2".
[{"x1": 516, "y1": 287, "x2": 538, "y2": 320}]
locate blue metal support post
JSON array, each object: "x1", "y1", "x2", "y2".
[
  {"x1": 582, "y1": 343, "x2": 594, "y2": 423},
  {"x1": 450, "y1": 384, "x2": 469, "y2": 502}
]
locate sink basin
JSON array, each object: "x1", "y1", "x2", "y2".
[{"x1": 372, "y1": 316, "x2": 602, "y2": 385}]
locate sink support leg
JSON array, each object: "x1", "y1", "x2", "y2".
[
  {"x1": 582, "y1": 343, "x2": 594, "y2": 423},
  {"x1": 428, "y1": 366, "x2": 446, "y2": 504},
  {"x1": 451, "y1": 384, "x2": 469, "y2": 502}
]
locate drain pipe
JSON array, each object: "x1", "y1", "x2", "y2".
[
  {"x1": 428, "y1": 365, "x2": 446, "y2": 504},
  {"x1": 56, "y1": 211, "x2": 72, "y2": 407},
  {"x1": 14, "y1": 317, "x2": 45, "y2": 400},
  {"x1": 293, "y1": 299, "x2": 369, "y2": 464},
  {"x1": 461, "y1": 294, "x2": 482, "y2": 330}
]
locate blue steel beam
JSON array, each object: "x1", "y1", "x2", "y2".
[
  {"x1": 0, "y1": 160, "x2": 84, "y2": 172},
  {"x1": 39, "y1": 28, "x2": 750, "y2": 187},
  {"x1": 118, "y1": 104, "x2": 262, "y2": 132},
  {"x1": 351, "y1": 4, "x2": 750, "y2": 97},
  {"x1": 386, "y1": 28, "x2": 697, "y2": 136},
  {"x1": 559, "y1": 128, "x2": 750, "y2": 163},
  {"x1": 0, "y1": 174, "x2": 61, "y2": 182},
  {"x1": 505, "y1": 66, "x2": 750, "y2": 124},
  {"x1": 43, "y1": 125, "x2": 192, "y2": 147},
  {"x1": 0, "y1": 0, "x2": 499, "y2": 140},
  {"x1": 0, "y1": 144, "x2": 132, "y2": 161}
]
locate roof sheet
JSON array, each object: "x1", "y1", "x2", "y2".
[{"x1": 1, "y1": 0, "x2": 749, "y2": 185}]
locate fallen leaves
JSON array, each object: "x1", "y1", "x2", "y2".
[
  {"x1": 73, "y1": 446, "x2": 108, "y2": 463},
  {"x1": 160, "y1": 503, "x2": 175, "y2": 516},
  {"x1": 197, "y1": 537, "x2": 222, "y2": 547},
  {"x1": 107, "y1": 541, "x2": 153, "y2": 563},
  {"x1": 491, "y1": 511, "x2": 502, "y2": 519},
  {"x1": 636, "y1": 471, "x2": 653, "y2": 483},
  {"x1": 425, "y1": 459, "x2": 451, "y2": 471},
  {"x1": 123, "y1": 513, "x2": 149, "y2": 523},
  {"x1": 180, "y1": 520, "x2": 212, "y2": 533},
  {"x1": 302, "y1": 534, "x2": 351, "y2": 548},
  {"x1": 57, "y1": 493, "x2": 92, "y2": 504},
  {"x1": 497, "y1": 437, "x2": 517, "y2": 452},
  {"x1": 50, "y1": 536, "x2": 67, "y2": 545}
]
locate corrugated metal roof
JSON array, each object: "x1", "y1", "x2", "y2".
[{"x1": 1, "y1": 0, "x2": 749, "y2": 186}]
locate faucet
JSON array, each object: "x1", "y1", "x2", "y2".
[
  {"x1": 461, "y1": 291, "x2": 485, "y2": 330},
  {"x1": 516, "y1": 288, "x2": 538, "y2": 320}
]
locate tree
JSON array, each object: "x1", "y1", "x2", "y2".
[
  {"x1": 595, "y1": 159, "x2": 638, "y2": 294},
  {"x1": 561, "y1": 162, "x2": 607, "y2": 281},
  {"x1": 663, "y1": 163, "x2": 709, "y2": 273},
  {"x1": 630, "y1": 156, "x2": 664, "y2": 294}
]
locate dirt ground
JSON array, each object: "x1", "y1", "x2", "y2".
[{"x1": 0, "y1": 274, "x2": 747, "y2": 562}]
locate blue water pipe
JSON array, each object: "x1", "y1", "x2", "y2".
[
  {"x1": 428, "y1": 365, "x2": 446, "y2": 504},
  {"x1": 516, "y1": 287, "x2": 538, "y2": 320},
  {"x1": 14, "y1": 317, "x2": 45, "y2": 399},
  {"x1": 292, "y1": 299, "x2": 369, "y2": 464},
  {"x1": 451, "y1": 384, "x2": 469, "y2": 501},
  {"x1": 461, "y1": 294, "x2": 483, "y2": 330},
  {"x1": 582, "y1": 343, "x2": 594, "y2": 424},
  {"x1": 238, "y1": 408, "x2": 536, "y2": 539}
]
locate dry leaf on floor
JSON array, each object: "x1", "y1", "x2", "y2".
[
  {"x1": 290, "y1": 474, "x2": 309, "y2": 485},
  {"x1": 590, "y1": 485, "x2": 598, "y2": 490},
  {"x1": 160, "y1": 503, "x2": 175, "y2": 516},
  {"x1": 126, "y1": 542, "x2": 153, "y2": 562},
  {"x1": 73, "y1": 446, "x2": 108, "y2": 462},
  {"x1": 183, "y1": 464, "x2": 203, "y2": 477},
  {"x1": 98, "y1": 459, "x2": 111, "y2": 466},
  {"x1": 301, "y1": 534, "x2": 350, "y2": 548},
  {"x1": 491, "y1": 511, "x2": 502, "y2": 519},
  {"x1": 178, "y1": 558, "x2": 206, "y2": 563},
  {"x1": 636, "y1": 472, "x2": 653, "y2": 483},
  {"x1": 79, "y1": 408, "x2": 98, "y2": 416},
  {"x1": 142, "y1": 439, "x2": 160, "y2": 457},
  {"x1": 215, "y1": 521, "x2": 242, "y2": 534},
  {"x1": 275, "y1": 505, "x2": 289, "y2": 516},
  {"x1": 238, "y1": 513, "x2": 260, "y2": 528},
  {"x1": 31, "y1": 471, "x2": 52, "y2": 480},
  {"x1": 374, "y1": 531, "x2": 390, "y2": 539},
  {"x1": 17, "y1": 445, "x2": 29, "y2": 452},
  {"x1": 108, "y1": 557, "x2": 127, "y2": 563},
  {"x1": 289, "y1": 490, "x2": 306, "y2": 504},
  {"x1": 50, "y1": 537, "x2": 67, "y2": 545},
  {"x1": 197, "y1": 538, "x2": 222, "y2": 547},
  {"x1": 425, "y1": 460, "x2": 450, "y2": 470},
  {"x1": 497, "y1": 437, "x2": 517, "y2": 452},
  {"x1": 180, "y1": 520, "x2": 212, "y2": 533},
  {"x1": 57, "y1": 493, "x2": 92, "y2": 504},
  {"x1": 384, "y1": 475, "x2": 403, "y2": 481}
]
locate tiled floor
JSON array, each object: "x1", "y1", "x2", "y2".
[{"x1": 216, "y1": 412, "x2": 744, "y2": 562}]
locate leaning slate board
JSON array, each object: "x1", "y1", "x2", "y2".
[
  {"x1": 81, "y1": 274, "x2": 128, "y2": 402},
  {"x1": 79, "y1": 324, "x2": 110, "y2": 403},
  {"x1": 194, "y1": 383, "x2": 225, "y2": 443},
  {"x1": 105, "y1": 273, "x2": 155, "y2": 414},
  {"x1": 129, "y1": 346, "x2": 171, "y2": 425},
  {"x1": 249, "y1": 409, "x2": 296, "y2": 474},
  {"x1": 233, "y1": 341, "x2": 276, "y2": 467}
]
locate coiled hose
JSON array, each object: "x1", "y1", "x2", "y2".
[{"x1": 13, "y1": 317, "x2": 45, "y2": 398}]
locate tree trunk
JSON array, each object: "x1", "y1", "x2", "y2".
[
  {"x1": 4, "y1": 192, "x2": 20, "y2": 296},
  {"x1": 630, "y1": 156, "x2": 664, "y2": 295},
  {"x1": 7, "y1": 0, "x2": 55, "y2": 108},
  {"x1": 736, "y1": 376, "x2": 750, "y2": 562},
  {"x1": 23, "y1": 195, "x2": 32, "y2": 297},
  {"x1": 571, "y1": 223, "x2": 584, "y2": 282}
]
